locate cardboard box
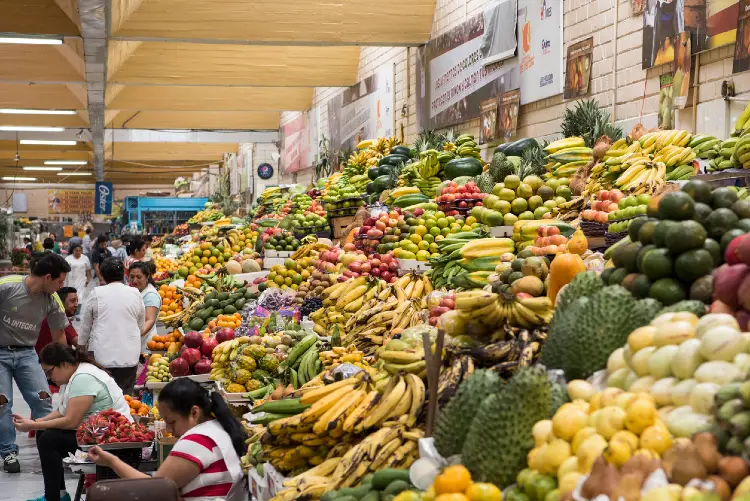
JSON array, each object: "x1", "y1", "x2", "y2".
[{"x1": 331, "y1": 215, "x2": 356, "y2": 238}]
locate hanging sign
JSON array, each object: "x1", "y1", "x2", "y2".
[
  {"x1": 564, "y1": 37, "x2": 593, "y2": 99},
  {"x1": 479, "y1": 98, "x2": 499, "y2": 145},
  {"x1": 500, "y1": 89, "x2": 521, "y2": 139},
  {"x1": 517, "y1": 0, "x2": 564, "y2": 105},
  {"x1": 48, "y1": 189, "x2": 94, "y2": 214},
  {"x1": 95, "y1": 181, "x2": 113, "y2": 215}
]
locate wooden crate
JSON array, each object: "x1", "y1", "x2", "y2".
[{"x1": 331, "y1": 216, "x2": 356, "y2": 239}]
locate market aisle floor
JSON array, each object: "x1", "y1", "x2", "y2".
[{"x1": 0, "y1": 383, "x2": 80, "y2": 500}]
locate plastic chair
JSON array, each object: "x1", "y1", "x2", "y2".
[{"x1": 86, "y1": 478, "x2": 180, "y2": 501}]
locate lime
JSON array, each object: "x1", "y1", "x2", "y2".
[
  {"x1": 471, "y1": 222, "x2": 481, "y2": 229},
  {"x1": 450, "y1": 223, "x2": 462, "y2": 231},
  {"x1": 447, "y1": 216, "x2": 456, "y2": 224},
  {"x1": 407, "y1": 243, "x2": 419, "y2": 254},
  {"x1": 441, "y1": 227, "x2": 451, "y2": 236},
  {"x1": 430, "y1": 226, "x2": 441, "y2": 237},
  {"x1": 409, "y1": 234, "x2": 422, "y2": 244},
  {"x1": 437, "y1": 218, "x2": 449, "y2": 228},
  {"x1": 423, "y1": 233, "x2": 435, "y2": 243},
  {"x1": 425, "y1": 219, "x2": 437, "y2": 229},
  {"x1": 418, "y1": 240, "x2": 430, "y2": 250},
  {"x1": 434, "y1": 234, "x2": 445, "y2": 241},
  {"x1": 429, "y1": 243, "x2": 439, "y2": 253},
  {"x1": 461, "y1": 225, "x2": 472, "y2": 231},
  {"x1": 435, "y1": 211, "x2": 446, "y2": 219},
  {"x1": 416, "y1": 250, "x2": 431, "y2": 261}
]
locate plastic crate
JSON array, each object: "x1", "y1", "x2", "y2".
[{"x1": 96, "y1": 448, "x2": 143, "y2": 480}]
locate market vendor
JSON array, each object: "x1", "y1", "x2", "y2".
[
  {"x1": 128, "y1": 261, "x2": 161, "y2": 352},
  {"x1": 12, "y1": 343, "x2": 131, "y2": 501},
  {"x1": 88, "y1": 378, "x2": 248, "y2": 501}
]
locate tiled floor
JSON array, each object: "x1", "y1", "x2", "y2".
[{"x1": 1, "y1": 383, "x2": 80, "y2": 501}]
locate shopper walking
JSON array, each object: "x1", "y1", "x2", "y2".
[
  {"x1": 13, "y1": 343, "x2": 131, "y2": 501},
  {"x1": 108, "y1": 237, "x2": 127, "y2": 262},
  {"x1": 88, "y1": 378, "x2": 247, "y2": 501},
  {"x1": 123, "y1": 235, "x2": 147, "y2": 274},
  {"x1": 79, "y1": 258, "x2": 144, "y2": 395},
  {"x1": 0, "y1": 253, "x2": 70, "y2": 474},
  {"x1": 64, "y1": 244, "x2": 90, "y2": 320},
  {"x1": 49, "y1": 233, "x2": 61, "y2": 255},
  {"x1": 66, "y1": 233, "x2": 82, "y2": 255},
  {"x1": 128, "y1": 262, "x2": 161, "y2": 352},
  {"x1": 81, "y1": 228, "x2": 92, "y2": 256},
  {"x1": 90, "y1": 235, "x2": 111, "y2": 286}
]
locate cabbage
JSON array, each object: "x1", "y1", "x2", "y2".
[
  {"x1": 700, "y1": 326, "x2": 744, "y2": 361},
  {"x1": 671, "y1": 379, "x2": 697, "y2": 406},
  {"x1": 690, "y1": 382, "x2": 720, "y2": 414},
  {"x1": 648, "y1": 345, "x2": 679, "y2": 378},
  {"x1": 607, "y1": 348, "x2": 627, "y2": 373},
  {"x1": 695, "y1": 313, "x2": 740, "y2": 339},
  {"x1": 650, "y1": 377, "x2": 678, "y2": 407},
  {"x1": 694, "y1": 361, "x2": 742, "y2": 385},
  {"x1": 630, "y1": 346, "x2": 656, "y2": 376},
  {"x1": 671, "y1": 339, "x2": 704, "y2": 379}
]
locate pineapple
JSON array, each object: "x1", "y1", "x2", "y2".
[{"x1": 561, "y1": 99, "x2": 623, "y2": 148}]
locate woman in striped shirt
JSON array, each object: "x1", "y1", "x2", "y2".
[{"x1": 87, "y1": 379, "x2": 247, "y2": 501}]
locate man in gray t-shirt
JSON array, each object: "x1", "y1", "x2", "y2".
[{"x1": 0, "y1": 253, "x2": 70, "y2": 474}]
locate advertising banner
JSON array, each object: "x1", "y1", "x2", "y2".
[
  {"x1": 481, "y1": 0, "x2": 518, "y2": 66},
  {"x1": 564, "y1": 37, "x2": 594, "y2": 99},
  {"x1": 327, "y1": 69, "x2": 394, "y2": 152},
  {"x1": 416, "y1": 0, "x2": 562, "y2": 131},
  {"x1": 48, "y1": 189, "x2": 94, "y2": 214},
  {"x1": 516, "y1": 0, "x2": 564, "y2": 105},
  {"x1": 734, "y1": 0, "x2": 750, "y2": 73},
  {"x1": 673, "y1": 32, "x2": 692, "y2": 108},
  {"x1": 500, "y1": 89, "x2": 521, "y2": 139},
  {"x1": 280, "y1": 108, "x2": 320, "y2": 174},
  {"x1": 659, "y1": 73, "x2": 675, "y2": 129},
  {"x1": 479, "y1": 98, "x2": 499, "y2": 145},
  {"x1": 94, "y1": 182, "x2": 113, "y2": 215}
]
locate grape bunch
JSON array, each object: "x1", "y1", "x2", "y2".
[
  {"x1": 300, "y1": 296, "x2": 323, "y2": 317},
  {"x1": 258, "y1": 288, "x2": 294, "y2": 311},
  {"x1": 233, "y1": 301, "x2": 257, "y2": 337}
]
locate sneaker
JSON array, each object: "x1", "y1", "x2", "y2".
[
  {"x1": 26, "y1": 495, "x2": 71, "y2": 501},
  {"x1": 3, "y1": 452, "x2": 20, "y2": 473}
]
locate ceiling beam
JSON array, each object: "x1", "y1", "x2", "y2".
[
  {"x1": 54, "y1": 37, "x2": 86, "y2": 78},
  {"x1": 52, "y1": 0, "x2": 83, "y2": 33},
  {"x1": 111, "y1": 0, "x2": 147, "y2": 35},
  {"x1": 65, "y1": 82, "x2": 88, "y2": 107},
  {"x1": 107, "y1": 41, "x2": 142, "y2": 81}
]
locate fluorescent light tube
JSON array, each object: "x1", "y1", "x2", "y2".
[
  {"x1": 57, "y1": 172, "x2": 92, "y2": 176},
  {"x1": 0, "y1": 37, "x2": 62, "y2": 45},
  {"x1": 44, "y1": 160, "x2": 87, "y2": 165},
  {"x1": 0, "y1": 126, "x2": 65, "y2": 132},
  {"x1": 3, "y1": 177, "x2": 36, "y2": 181},
  {"x1": 23, "y1": 167, "x2": 63, "y2": 171},
  {"x1": 20, "y1": 140, "x2": 77, "y2": 146},
  {"x1": 0, "y1": 109, "x2": 76, "y2": 115}
]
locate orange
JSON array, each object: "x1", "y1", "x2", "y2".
[
  {"x1": 465, "y1": 483, "x2": 502, "y2": 501},
  {"x1": 434, "y1": 465, "x2": 472, "y2": 495},
  {"x1": 435, "y1": 495, "x2": 469, "y2": 501}
]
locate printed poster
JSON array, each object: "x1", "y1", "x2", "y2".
[
  {"x1": 48, "y1": 189, "x2": 94, "y2": 214},
  {"x1": 416, "y1": 1, "x2": 563, "y2": 131},
  {"x1": 517, "y1": 0, "x2": 564, "y2": 105},
  {"x1": 734, "y1": 0, "x2": 750, "y2": 73},
  {"x1": 479, "y1": 98, "x2": 499, "y2": 145},
  {"x1": 642, "y1": 0, "x2": 682, "y2": 69},
  {"x1": 326, "y1": 69, "x2": 394, "y2": 152},
  {"x1": 659, "y1": 73, "x2": 675, "y2": 129},
  {"x1": 280, "y1": 108, "x2": 320, "y2": 174},
  {"x1": 564, "y1": 37, "x2": 593, "y2": 99},
  {"x1": 673, "y1": 32, "x2": 692, "y2": 108},
  {"x1": 500, "y1": 89, "x2": 521, "y2": 139}
]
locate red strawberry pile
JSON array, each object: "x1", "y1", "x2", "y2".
[{"x1": 76, "y1": 409, "x2": 154, "y2": 445}]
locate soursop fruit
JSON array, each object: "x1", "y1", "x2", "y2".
[
  {"x1": 244, "y1": 344, "x2": 268, "y2": 360},
  {"x1": 476, "y1": 172, "x2": 495, "y2": 194},
  {"x1": 551, "y1": 381, "x2": 569, "y2": 414},
  {"x1": 658, "y1": 299, "x2": 708, "y2": 317},
  {"x1": 633, "y1": 297, "x2": 663, "y2": 324},
  {"x1": 490, "y1": 152, "x2": 515, "y2": 181},
  {"x1": 462, "y1": 366, "x2": 553, "y2": 488},
  {"x1": 555, "y1": 271, "x2": 604, "y2": 311},
  {"x1": 433, "y1": 369, "x2": 501, "y2": 458},
  {"x1": 543, "y1": 285, "x2": 647, "y2": 380}
]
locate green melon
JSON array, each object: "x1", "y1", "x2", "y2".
[
  {"x1": 649, "y1": 278, "x2": 687, "y2": 305},
  {"x1": 706, "y1": 208, "x2": 739, "y2": 239},
  {"x1": 711, "y1": 187, "x2": 739, "y2": 209},
  {"x1": 682, "y1": 180, "x2": 713, "y2": 204},
  {"x1": 658, "y1": 191, "x2": 695, "y2": 220},
  {"x1": 652, "y1": 220, "x2": 677, "y2": 248},
  {"x1": 703, "y1": 238, "x2": 722, "y2": 267},
  {"x1": 641, "y1": 248, "x2": 673, "y2": 280}
]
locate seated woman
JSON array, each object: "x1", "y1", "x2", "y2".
[
  {"x1": 88, "y1": 378, "x2": 247, "y2": 501},
  {"x1": 12, "y1": 343, "x2": 132, "y2": 501}
]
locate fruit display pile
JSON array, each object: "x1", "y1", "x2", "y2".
[
  {"x1": 76, "y1": 410, "x2": 154, "y2": 445},
  {"x1": 134, "y1": 100, "x2": 750, "y2": 501}
]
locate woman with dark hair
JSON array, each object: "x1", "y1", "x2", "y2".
[
  {"x1": 88, "y1": 378, "x2": 247, "y2": 501},
  {"x1": 128, "y1": 261, "x2": 161, "y2": 351},
  {"x1": 42, "y1": 238, "x2": 55, "y2": 254},
  {"x1": 12, "y1": 343, "x2": 131, "y2": 501},
  {"x1": 79, "y1": 257, "x2": 144, "y2": 394},
  {"x1": 49, "y1": 233, "x2": 61, "y2": 254},
  {"x1": 123, "y1": 236, "x2": 147, "y2": 274}
]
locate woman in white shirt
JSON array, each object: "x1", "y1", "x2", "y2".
[
  {"x1": 88, "y1": 378, "x2": 247, "y2": 501},
  {"x1": 128, "y1": 261, "x2": 162, "y2": 352},
  {"x1": 79, "y1": 257, "x2": 145, "y2": 395},
  {"x1": 64, "y1": 243, "x2": 90, "y2": 321}
]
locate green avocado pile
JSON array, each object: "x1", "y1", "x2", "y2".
[{"x1": 188, "y1": 287, "x2": 254, "y2": 330}]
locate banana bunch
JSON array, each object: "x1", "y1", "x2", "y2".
[
  {"x1": 439, "y1": 290, "x2": 553, "y2": 339},
  {"x1": 468, "y1": 326, "x2": 547, "y2": 376},
  {"x1": 209, "y1": 336, "x2": 253, "y2": 380},
  {"x1": 735, "y1": 102, "x2": 750, "y2": 136},
  {"x1": 415, "y1": 175, "x2": 442, "y2": 198},
  {"x1": 709, "y1": 137, "x2": 742, "y2": 171},
  {"x1": 455, "y1": 134, "x2": 482, "y2": 159},
  {"x1": 638, "y1": 129, "x2": 692, "y2": 154},
  {"x1": 614, "y1": 156, "x2": 666, "y2": 194},
  {"x1": 543, "y1": 137, "x2": 591, "y2": 181},
  {"x1": 436, "y1": 354, "x2": 476, "y2": 408},
  {"x1": 318, "y1": 345, "x2": 366, "y2": 367},
  {"x1": 225, "y1": 227, "x2": 245, "y2": 247},
  {"x1": 160, "y1": 291, "x2": 205, "y2": 327},
  {"x1": 438, "y1": 150, "x2": 457, "y2": 165},
  {"x1": 340, "y1": 149, "x2": 382, "y2": 185},
  {"x1": 689, "y1": 134, "x2": 721, "y2": 160},
  {"x1": 652, "y1": 144, "x2": 696, "y2": 169},
  {"x1": 269, "y1": 425, "x2": 422, "y2": 501},
  {"x1": 378, "y1": 340, "x2": 426, "y2": 377},
  {"x1": 733, "y1": 136, "x2": 750, "y2": 169},
  {"x1": 417, "y1": 149, "x2": 441, "y2": 178}
]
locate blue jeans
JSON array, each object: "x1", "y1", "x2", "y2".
[{"x1": 0, "y1": 346, "x2": 53, "y2": 456}]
